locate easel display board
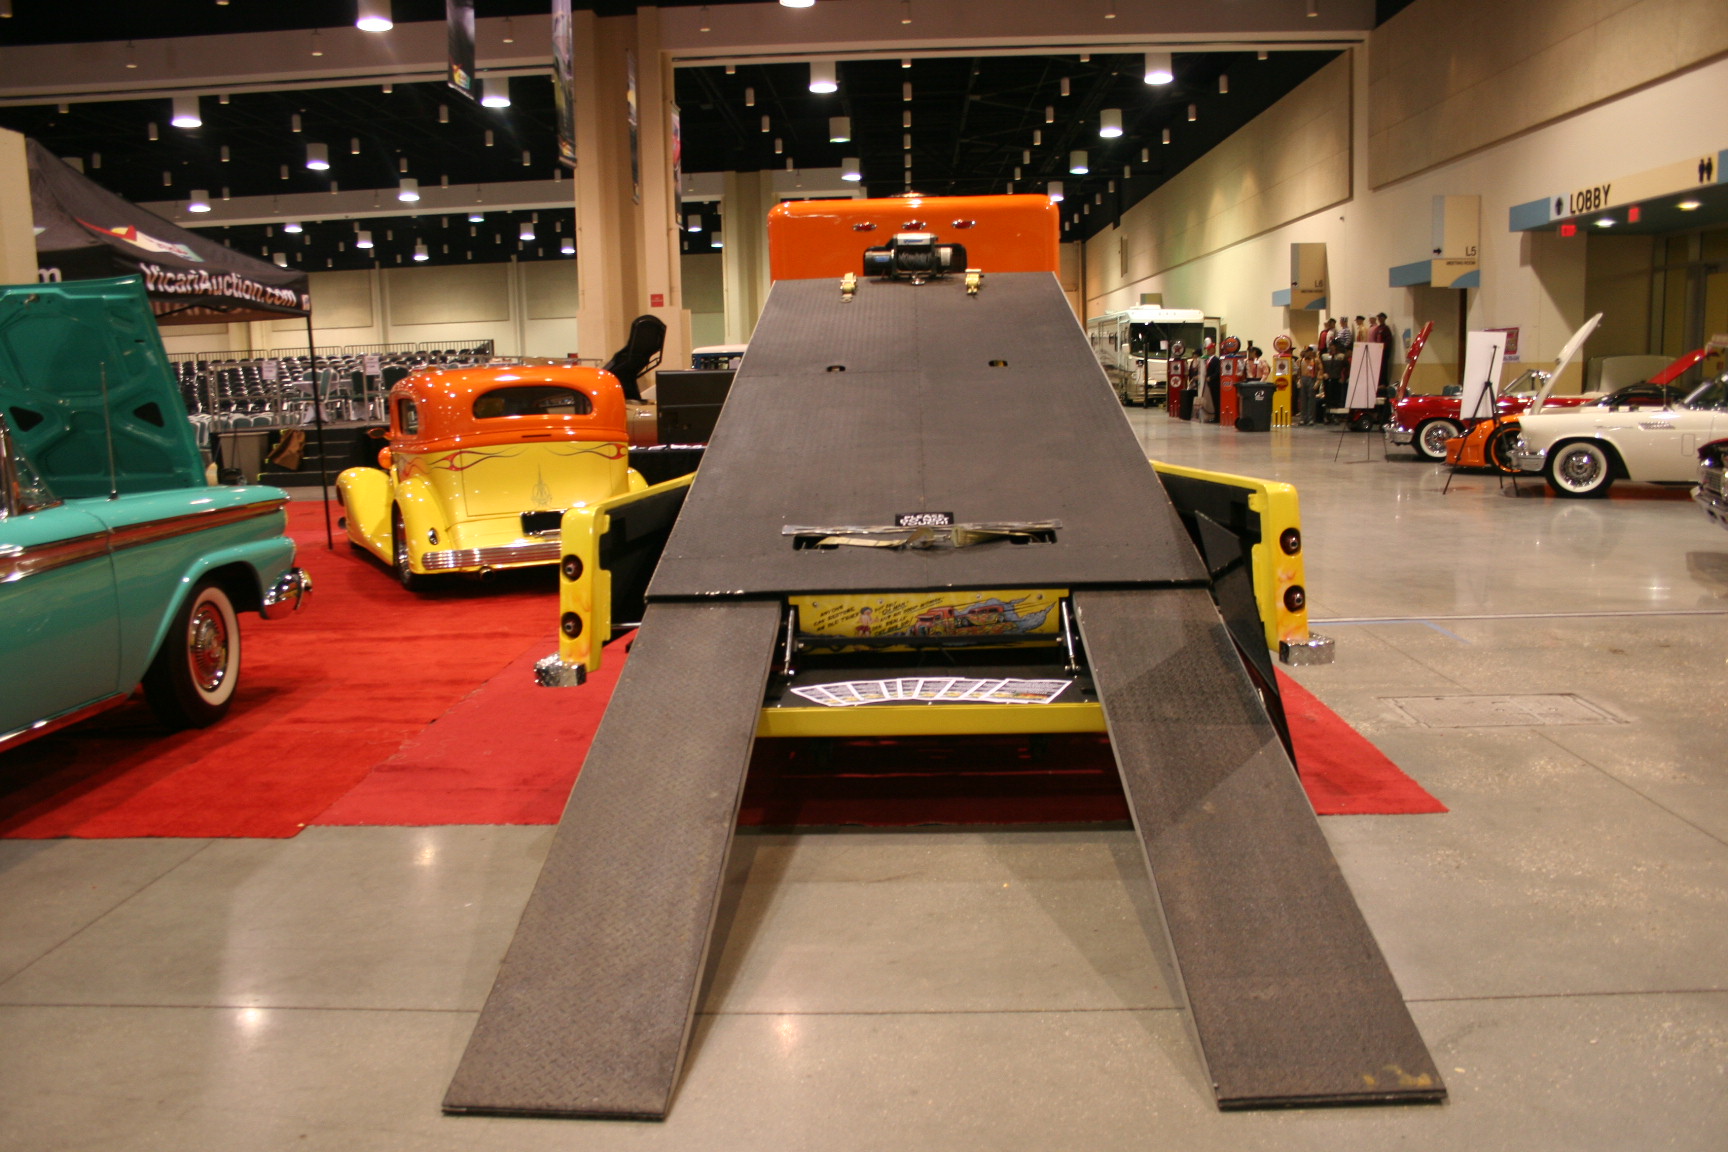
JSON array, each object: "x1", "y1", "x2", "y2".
[
  {"x1": 1459, "y1": 331, "x2": 1509, "y2": 420},
  {"x1": 1344, "y1": 342, "x2": 1383, "y2": 409}
]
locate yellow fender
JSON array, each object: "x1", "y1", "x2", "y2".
[
  {"x1": 556, "y1": 473, "x2": 696, "y2": 675},
  {"x1": 335, "y1": 466, "x2": 393, "y2": 562},
  {"x1": 1149, "y1": 459, "x2": 1314, "y2": 653},
  {"x1": 389, "y1": 474, "x2": 446, "y2": 574}
]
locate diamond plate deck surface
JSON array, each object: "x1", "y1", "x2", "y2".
[
  {"x1": 1073, "y1": 588, "x2": 1445, "y2": 1108},
  {"x1": 443, "y1": 599, "x2": 782, "y2": 1119},
  {"x1": 647, "y1": 272, "x2": 1206, "y2": 598}
]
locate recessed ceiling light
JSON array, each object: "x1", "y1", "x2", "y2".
[
  {"x1": 1677, "y1": 200, "x2": 1702, "y2": 211},
  {"x1": 355, "y1": 0, "x2": 393, "y2": 33},
  {"x1": 1594, "y1": 217, "x2": 1615, "y2": 228}
]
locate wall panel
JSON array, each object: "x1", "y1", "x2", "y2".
[
  {"x1": 524, "y1": 260, "x2": 579, "y2": 320},
  {"x1": 1369, "y1": 0, "x2": 1728, "y2": 187},
  {"x1": 386, "y1": 263, "x2": 511, "y2": 325},
  {"x1": 301, "y1": 269, "x2": 373, "y2": 330}
]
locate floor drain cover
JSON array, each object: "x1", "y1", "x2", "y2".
[{"x1": 1385, "y1": 693, "x2": 1623, "y2": 728}]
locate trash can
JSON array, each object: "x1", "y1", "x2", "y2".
[
  {"x1": 1178, "y1": 385, "x2": 1196, "y2": 420},
  {"x1": 1236, "y1": 382, "x2": 1275, "y2": 432}
]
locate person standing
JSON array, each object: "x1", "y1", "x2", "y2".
[
  {"x1": 1325, "y1": 319, "x2": 1353, "y2": 419},
  {"x1": 1369, "y1": 312, "x2": 1396, "y2": 398},
  {"x1": 1297, "y1": 345, "x2": 1320, "y2": 424}
]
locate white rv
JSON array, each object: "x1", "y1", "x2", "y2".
[{"x1": 1086, "y1": 307, "x2": 1221, "y2": 406}]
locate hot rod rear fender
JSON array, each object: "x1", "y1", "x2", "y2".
[{"x1": 335, "y1": 466, "x2": 393, "y2": 558}]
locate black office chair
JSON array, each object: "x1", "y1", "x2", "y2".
[{"x1": 601, "y1": 314, "x2": 666, "y2": 402}]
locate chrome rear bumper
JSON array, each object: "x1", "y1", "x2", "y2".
[
  {"x1": 1697, "y1": 463, "x2": 1728, "y2": 530},
  {"x1": 421, "y1": 539, "x2": 562, "y2": 572}
]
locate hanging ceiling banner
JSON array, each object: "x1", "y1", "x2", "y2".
[
  {"x1": 446, "y1": 0, "x2": 477, "y2": 100},
  {"x1": 553, "y1": 0, "x2": 576, "y2": 169}
]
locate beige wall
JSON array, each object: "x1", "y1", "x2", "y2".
[
  {"x1": 157, "y1": 260, "x2": 580, "y2": 359},
  {"x1": 1085, "y1": 38, "x2": 1728, "y2": 396},
  {"x1": 681, "y1": 252, "x2": 725, "y2": 348},
  {"x1": 1585, "y1": 234, "x2": 1657, "y2": 362},
  {"x1": 1370, "y1": 0, "x2": 1728, "y2": 188},
  {"x1": 1098, "y1": 56, "x2": 1352, "y2": 292}
]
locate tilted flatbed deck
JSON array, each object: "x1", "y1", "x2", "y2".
[{"x1": 445, "y1": 270, "x2": 1443, "y2": 1120}]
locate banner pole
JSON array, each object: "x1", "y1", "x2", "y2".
[{"x1": 306, "y1": 312, "x2": 334, "y2": 550}]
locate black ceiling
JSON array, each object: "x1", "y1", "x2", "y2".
[{"x1": 0, "y1": 2, "x2": 1350, "y2": 269}]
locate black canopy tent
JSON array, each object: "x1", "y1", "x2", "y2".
[{"x1": 27, "y1": 138, "x2": 333, "y2": 545}]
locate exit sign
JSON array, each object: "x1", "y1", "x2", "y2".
[{"x1": 649, "y1": 293, "x2": 665, "y2": 307}]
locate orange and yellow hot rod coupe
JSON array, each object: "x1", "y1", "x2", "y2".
[{"x1": 336, "y1": 364, "x2": 648, "y2": 588}]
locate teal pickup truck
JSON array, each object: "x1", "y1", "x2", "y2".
[{"x1": 0, "y1": 277, "x2": 309, "y2": 750}]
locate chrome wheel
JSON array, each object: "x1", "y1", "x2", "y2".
[
  {"x1": 1546, "y1": 440, "x2": 1614, "y2": 498},
  {"x1": 1414, "y1": 419, "x2": 1461, "y2": 461},
  {"x1": 187, "y1": 601, "x2": 231, "y2": 694},
  {"x1": 142, "y1": 580, "x2": 241, "y2": 729}
]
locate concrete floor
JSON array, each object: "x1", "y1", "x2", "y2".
[{"x1": 4, "y1": 415, "x2": 1727, "y2": 1150}]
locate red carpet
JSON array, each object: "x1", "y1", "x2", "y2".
[
  {"x1": 0, "y1": 502, "x2": 1443, "y2": 838},
  {"x1": 1277, "y1": 671, "x2": 1448, "y2": 816},
  {"x1": 0, "y1": 503, "x2": 558, "y2": 838}
]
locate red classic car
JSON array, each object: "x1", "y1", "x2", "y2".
[{"x1": 1388, "y1": 371, "x2": 1604, "y2": 460}]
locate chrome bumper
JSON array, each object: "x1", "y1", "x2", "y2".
[
  {"x1": 261, "y1": 567, "x2": 312, "y2": 619},
  {"x1": 1697, "y1": 464, "x2": 1728, "y2": 530},
  {"x1": 534, "y1": 652, "x2": 588, "y2": 687},
  {"x1": 1385, "y1": 428, "x2": 1413, "y2": 446},
  {"x1": 421, "y1": 538, "x2": 562, "y2": 572},
  {"x1": 1510, "y1": 447, "x2": 1547, "y2": 474},
  {"x1": 1279, "y1": 632, "x2": 1335, "y2": 665}
]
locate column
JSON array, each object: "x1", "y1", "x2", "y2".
[
  {"x1": 720, "y1": 169, "x2": 774, "y2": 343},
  {"x1": 571, "y1": 10, "x2": 690, "y2": 372},
  {"x1": 0, "y1": 129, "x2": 38, "y2": 284}
]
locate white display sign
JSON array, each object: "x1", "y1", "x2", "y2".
[
  {"x1": 261, "y1": 358, "x2": 280, "y2": 381},
  {"x1": 1459, "y1": 331, "x2": 1509, "y2": 420},
  {"x1": 1345, "y1": 342, "x2": 1383, "y2": 409},
  {"x1": 364, "y1": 353, "x2": 382, "y2": 376}
]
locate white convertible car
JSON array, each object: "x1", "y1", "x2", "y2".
[{"x1": 1512, "y1": 367, "x2": 1728, "y2": 497}]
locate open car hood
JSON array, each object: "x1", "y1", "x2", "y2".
[
  {"x1": 1528, "y1": 313, "x2": 1603, "y2": 416},
  {"x1": 0, "y1": 276, "x2": 202, "y2": 498}
]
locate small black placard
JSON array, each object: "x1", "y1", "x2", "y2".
[{"x1": 895, "y1": 511, "x2": 954, "y2": 528}]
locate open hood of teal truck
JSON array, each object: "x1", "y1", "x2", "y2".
[{"x1": 0, "y1": 276, "x2": 203, "y2": 498}]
